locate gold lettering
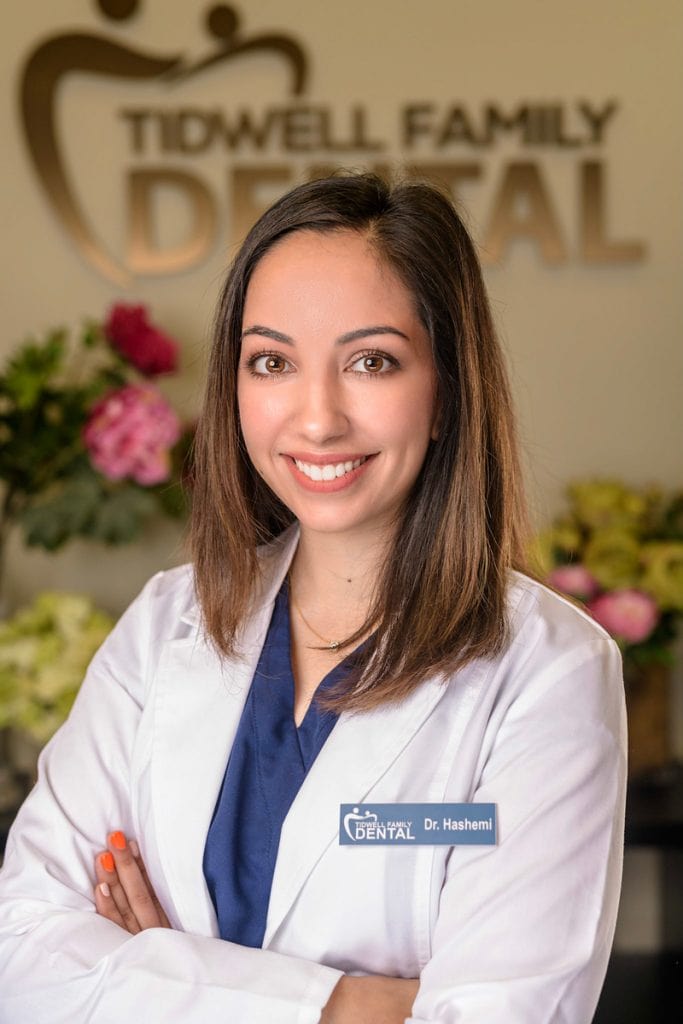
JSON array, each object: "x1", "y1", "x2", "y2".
[
  {"x1": 127, "y1": 168, "x2": 217, "y2": 274},
  {"x1": 483, "y1": 105, "x2": 530, "y2": 145},
  {"x1": 368, "y1": 163, "x2": 394, "y2": 182},
  {"x1": 231, "y1": 166, "x2": 293, "y2": 243},
  {"x1": 177, "y1": 109, "x2": 214, "y2": 154},
  {"x1": 406, "y1": 162, "x2": 482, "y2": 199},
  {"x1": 160, "y1": 111, "x2": 177, "y2": 152},
  {"x1": 214, "y1": 109, "x2": 279, "y2": 150},
  {"x1": 402, "y1": 104, "x2": 434, "y2": 148},
  {"x1": 552, "y1": 105, "x2": 582, "y2": 148},
  {"x1": 580, "y1": 161, "x2": 645, "y2": 263},
  {"x1": 349, "y1": 106, "x2": 384, "y2": 151},
  {"x1": 120, "y1": 109, "x2": 151, "y2": 154},
  {"x1": 437, "y1": 107, "x2": 481, "y2": 147},
  {"x1": 306, "y1": 163, "x2": 341, "y2": 180},
  {"x1": 484, "y1": 161, "x2": 567, "y2": 265},
  {"x1": 281, "y1": 107, "x2": 317, "y2": 151},
  {"x1": 577, "y1": 100, "x2": 618, "y2": 144},
  {"x1": 316, "y1": 106, "x2": 384, "y2": 151}
]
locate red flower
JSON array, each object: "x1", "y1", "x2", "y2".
[{"x1": 104, "y1": 303, "x2": 178, "y2": 377}]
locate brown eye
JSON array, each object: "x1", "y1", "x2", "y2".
[
  {"x1": 249, "y1": 353, "x2": 290, "y2": 375},
  {"x1": 349, "y1": 352, "x2": 395, "y2": 375},
  {"x1": 363, "y1": 355, "x2": 384, "y2": 372}
]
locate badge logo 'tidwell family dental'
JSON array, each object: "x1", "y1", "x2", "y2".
[
  {"x1": 19, "y1": 0, "x2": 307, "y2": 286},
  {"x1": 343, "y1": 807, "x2": 382, "y2": 841},
  {"x1": 340, "y1": 804, "x2": 497, "y2": 845}
]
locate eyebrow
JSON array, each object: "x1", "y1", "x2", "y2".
[{"x1": 240, "y1": 324, "x2": 411, "y2": 346}]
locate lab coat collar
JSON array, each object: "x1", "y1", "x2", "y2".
[
  {"x1": 177, "y1": 523, "x2": 299, "y2": 630},
  {"x1": 150, "y1": 523, "x2": 454, "y2": 944},
  {"x1": 262, "y1": 668, "x2": 452, "y2": 947},
  {"x1": 151, "y1": 524, "x2": 299, "y2": 935}
]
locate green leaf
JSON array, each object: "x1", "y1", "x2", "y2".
[
  {"x1": 89, "y1": 486, "x2": 157, "y2": 545},
  {"x1": 0, "y1": 399, "x2": 91, "y2": 495},
  {"x1": 81, "y1": 321, "x2": 102, "y2": 349},
  {"x1": 19, "y1": 474, "x2": 102, "y2": 550},
  {"x1": 2, "y1": 331, "x2": 67, "y2": 410}
]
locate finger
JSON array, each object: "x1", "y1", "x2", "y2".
[
  {"x1": 95, "y1": 849, "x2": 140, "y2": 935},
  {"x1": 129, "y1": 840, "x2": 172, "y2": 928},
  {"x1": 93, "y1": 868, "x2": 128, "y2": 931},
  {"x1": 108, "y1": 831, "x2": 163, "y2": 931}
]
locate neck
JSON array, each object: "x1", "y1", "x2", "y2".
[{"x1": 288, "y1": 524, "x2": 391, "y2": 627}]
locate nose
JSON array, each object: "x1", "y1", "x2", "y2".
[{"x1": 292, "y1": 371, "x2": 350, "y2": 445}]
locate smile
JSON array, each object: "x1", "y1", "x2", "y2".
[{"x1": 293, "y1": 456, "x2": 368, "y2": 481}]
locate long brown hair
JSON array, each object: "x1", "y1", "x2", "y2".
[{"x1": 191, "y1": 172, "x2": 535, "y2": 711}]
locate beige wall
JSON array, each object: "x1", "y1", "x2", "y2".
[
  {"x1": 3, "y1": 0, "x2": 681, "y2": 595},
  {"x1": 2, "y1": 0, "x2": 682, "y2": 953}
]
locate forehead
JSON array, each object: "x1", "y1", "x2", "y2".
[{"x1": 243, "y1": 230, "x2": 420, "y2": 328}]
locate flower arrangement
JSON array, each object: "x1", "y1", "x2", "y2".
[
  {"x1": 0, "y1": 591, "x2": 114, "y2": 744},
  {"x1": 0, "y1": 304, "x2": 192, "y2": 592},
  {"x1": 531, "y1": 480, "x2": 683, "y2": 668}
]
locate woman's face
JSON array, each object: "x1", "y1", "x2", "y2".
[{"x1": 237, "y1": 229, "x2": 439, "y2": 543}]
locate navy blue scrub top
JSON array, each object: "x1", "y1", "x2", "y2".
[{"x1": 203, "y1": 580, "x2": 356, "y2": 948}]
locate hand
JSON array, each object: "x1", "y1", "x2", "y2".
[
  {"x1": 94, "y1": 830, "x2": 171, "y2": 934},
  {"x1": 321, "y1": 975, "x2": 419, "y2": 1024}
]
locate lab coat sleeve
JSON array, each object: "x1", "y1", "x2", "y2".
[
  {"x1": 408, "y1": 635, "x2": 627, "y2": 1024},
  {"x1": 0, "y1": 575, "x2": 343, "y2": 1024}
]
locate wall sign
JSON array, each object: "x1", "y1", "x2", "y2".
[{"x1": 19, "y1": 0, "x2": 646, "y2": 285}]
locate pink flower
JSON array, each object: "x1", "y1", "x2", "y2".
[
  {"x1": 587, "y1": 589, "x2": 660, "y2": 644},
  {"x1": 105, "y1": 303, "x2": 178, "y2": 377},
  {"x1": 548, "y1": 564, "x2": 600, "y2": 599},
  {"x1": 83, "y1": 385, "x2": 181, "y2": 485}
]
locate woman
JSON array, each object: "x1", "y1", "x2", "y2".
[{"x1": 0, "y1": 174, "x2": 626, "y2": 1023}]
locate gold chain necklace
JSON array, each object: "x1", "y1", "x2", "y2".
[{"x1": 288, "y1": 574, "x2": 342, "y2": 651}]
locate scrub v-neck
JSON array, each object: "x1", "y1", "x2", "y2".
[{"x1": 203, "y1": 580, "x2": 356, "y2": 947}]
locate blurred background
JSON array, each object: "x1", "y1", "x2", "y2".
[{"x1": 1, "y1": 2, "x2": 681, "y2": 1018}]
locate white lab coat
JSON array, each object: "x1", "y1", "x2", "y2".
[{"x1": 0, "y1": 525, "x2": 627, "y2": 1023}]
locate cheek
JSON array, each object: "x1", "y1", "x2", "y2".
[
  {"x1": 237, "y1": 376, "x2": 265, "y2": 426},
  {"x1": 236, "y1": 381, "x2": 263, "y2": 459},
  {"x1": 384, "y1": 375, "x2": 438, "y2": 444},
  {"x1": 237, "y1": 381, "x2": 287, "y2": 457}
]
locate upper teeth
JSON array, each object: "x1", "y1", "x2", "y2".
[{"x1": 294, "y1": 457, "x2": 367, "y2": 481}]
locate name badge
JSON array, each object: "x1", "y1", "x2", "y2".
[{"x1": 339, "y1": 803, "x2": 497, "y2": 845}]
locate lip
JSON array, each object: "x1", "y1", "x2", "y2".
[
  {"x1": 283, "y1": 453, "x2": 377, "y2": 493},
  {"x1": 282, "y1": 451, "x2": 375, "y2": 465}
]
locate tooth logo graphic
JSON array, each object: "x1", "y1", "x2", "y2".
[
  {"x1": 19, "y1": 0, "x2": 308, "y2": 285},
  {"x1": 343, "y1": 807, "x2": 379, "y2": 842}
]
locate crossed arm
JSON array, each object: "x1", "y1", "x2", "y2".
[{"x1": 93, "y1": 829, "x2": 419, "y2": 1024}]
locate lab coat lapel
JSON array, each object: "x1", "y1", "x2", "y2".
[
  {"x1": 150, "y1": 633, "x2": 259, "y2": 935},
  {"x1": 150, "y1": 528, "x2": 299, "y2": 936},
  {"x1": 263, "y1": 670, "x2": 450, "y2": 948}
]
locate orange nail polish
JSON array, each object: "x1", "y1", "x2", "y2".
[
  {"x1": 99, "y1": 851, "x2": 115, "y2": 873},
  {"x1": 109, "y1": 831, "x2": 126, "y2": 851}
]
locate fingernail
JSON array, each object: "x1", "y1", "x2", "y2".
[
  {"x1": 98, "y1": 882, "x2": 111, "y2": 898},
  {"x1": 129, "y1": 839, "x2": 139, "y2": 858},
  {"x1": 99, "y1": 851, "x2": 115, "y2": 873},
  {"x1": 109, "y1": 831, "x2": 126, "y2": 851}
]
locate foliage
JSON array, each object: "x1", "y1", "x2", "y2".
[
  {"x1": 531, "y1": 480, "x2": 683, "y2": 668},
  {"x1": 0, "y1": 305, "x2": 192, "y2": 560},
  {"x1": 0, "y1": 592, "x2": 114, "y2": 742}
]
